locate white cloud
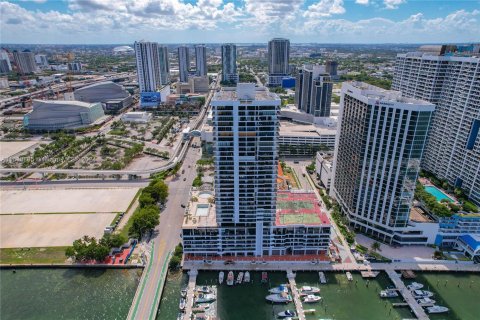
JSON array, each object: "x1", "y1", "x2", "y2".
[
  {"x1": 304, "y1": 0, "x2": 345, "y2": 18},
  {"x1": 1, "y1": 0, "x2": 479, "y2": 43},
  {"x1": 355, "y1": 0, "x2": 369, "y2": 5},
  {"x1": 384, "y1": 0, "x2": 406, "y2": 10}
]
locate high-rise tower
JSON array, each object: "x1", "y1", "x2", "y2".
[
  {"x1": 392, "y1": 45, "x2": 480, "y2": 204},
  {"x1": 134, "y1": 41, "x2": 169, "y2": 92},
  {"x1": 178, "y1": 46, "x2": 190, "y2": 82},
  {"x1": 295, "y1": 65, "x2": 332, "y2": 117},
  {"x1": 267, "y1": 38, "x2": 290, "y2": 87},
  {"x1": 221, "y1": 44, "x2": 238, "y2": 83},
  {"x1": 331, "y1": 82, "x2": 435, "y2": 244},
  {"x1": 195, "y1": 44, "x2": 207, "y2": 77}
]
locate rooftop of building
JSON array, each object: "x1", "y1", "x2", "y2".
[
  {"x1": 213, "y1": 83, "x2": 280, "y2": 102},
  {"x1": 182, "y1": 190, "x2": 217, "y2": 228},
  {"x1": 275, "y1": 190, "x2": 330, "y2": 226},
  {"x1": 410, "y1": 206, "x2": 435, "y2": 223},
  {"x1": 279, "y1": 120, "x2": 336, "y2": 137},
  {"x1": 459, "y1": 234, "x2": 480, "y2": 251},
  {"x1": 346, "y1": 81, "x2": 435, "y2": 106},
  {"x1": 32, "y1": 99, "x2": 99, "y2": 108}
]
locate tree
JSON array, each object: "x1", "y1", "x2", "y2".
[
  {"x1": 100, "y1": 233, "x2": 127, "y2": 248},
  {"x1": 371, "y1": 241, "x2": 381, "y2": 253},
  {"x1": 129, "y1": 206, "x2": 160, "y2": 238},
  {"x1": 139, "y1": 192, "x2": 155, "y2": 208},
  {"x1": 169, "y1": 255, "x2": 181, "y2": 270}
]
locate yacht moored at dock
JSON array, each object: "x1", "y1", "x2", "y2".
[{"x1": 218, "y1": 272, "x2": 224, "y2": 285}]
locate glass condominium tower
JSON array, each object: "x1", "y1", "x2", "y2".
[
  {"x1": 213, "y1": 83, "x2": 280, "y2": 256},
  {"x1": 331, "y1": 82, "x2": 435, "y2": 244},
  {"x1": 392, "y1": 46, "x2": 480, "y2": 204},
  {"x1": 268, "y1": 38, "x2": 290, "y2": 87}
]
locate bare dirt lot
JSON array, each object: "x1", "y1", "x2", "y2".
[
  {"x1": 0, "y1": 187, "x2": 139, "y2": 214},
  {"x1": 0, "y1": 141, "x2": 40, "y2": 161},
  {"x1": 0, "y1": 213, "x2": 116, "y2": 248}
]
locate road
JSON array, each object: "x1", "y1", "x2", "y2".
[
  {"x1": 285, "y1": 159, "x2": 314, "y2": 191},
  {"x1": 129, "y1": 138, "x2": 202, "y2": 320},
  {"x1": 0, "y1": 179, "x2": 149, "y2": 189},
  {"x1": 129, "y1": 74, "x2": 218, "y2": 320}
]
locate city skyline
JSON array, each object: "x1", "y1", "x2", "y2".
[{"x1": 1, "y1": 0, "x2": 479, "y2": 44}]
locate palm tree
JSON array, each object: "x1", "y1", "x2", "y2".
[{"x1": 371, "y1": 241, "x2": 381, "y2": 253}]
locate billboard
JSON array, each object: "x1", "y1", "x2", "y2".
[{"x1": 140, "y1": 92, "x2": 161, "y2": 108}]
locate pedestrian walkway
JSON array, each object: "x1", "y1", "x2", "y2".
[
  {"x1": 184, "y1": 269, "x2": 198, "y2": 319},
  {"x1": 287, "y1": 270, "x2": 306, "y2": 320},
  {"x1": 385, "y1": 270, "x2": 429, "y2": 320}
]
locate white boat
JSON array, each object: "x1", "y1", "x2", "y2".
[
  {"x1": 179, "y1": 298, "x2": 186, "y2": 310},
  {"x1": 226, "y1": 271, "x2": 234, "y2": 286},
  {"x1": 269, "y1": 284, "x2": 288, "y2": 294},
  {"x1": 319, "y1": 272, "x2": 327, "y2": 284},
  {"x1": 219, "y1": 271, "x2": 224, "y2": 284},
  {"x1": 412, "y1": 290, "x2": 434, "y2": 299},
  {"x1": 426, "y1": 305, "x2": 449, "y2": 314},
  {"x1": 244, "y1": 271, "x2": 250, "y2": 283},
  {"x1": 417, "y1": 297, "x2": 436, "y2": 307},
  {"x1": 346, "y1": 272, "x2": 353, "y2": 281},
  {"x1": 277, "y1": 310, "x2": 296, "y2": 318},
  {"x1": 407, "y1": 282, "x2": 424, "y2": 291},
  {"x1": 236, "y1": 272, "x2": 244, "y2": 284},
  {"x1": 181, "y1": 289, "x2": 187, "y2": 298},
  {"x1": 195, "y1": 293, "x2": 216, "y2": 304},
  {"x1": 265, "y1": 292, "x2": 293, "y2": 303},
  {"x1": 177, "y1": 313, "x2": 184, "y2": 320},
  {"x1": 303, "y1": 294, "x2": 321, "y2": 303},
  {"x1": 197, "y1": 286, "x2": 211, "y2": 293},
  {"x1": 379, "y1": 289, "x2": 399, "y2": 298},
  {"x1": 299, "y1": 286, "x2": 320, "y2": 295}
]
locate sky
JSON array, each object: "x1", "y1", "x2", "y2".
[{"x1": 0, "y1": 0, "x2": 479, "y2": 44}]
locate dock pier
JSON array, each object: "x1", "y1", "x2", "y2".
[
  {"x1": 184, "y1": 269, "x2": 198, "y2": 319},
  {"x1": 385, "y1": 270, "x2": 429, "y2": 320},
  {"x1": 287, "y1": 270, "x2": 306, "y2": 320}
]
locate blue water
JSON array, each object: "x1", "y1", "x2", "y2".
[{"x1": 425, "y1": 186, "x2": 454, "y2": 202}]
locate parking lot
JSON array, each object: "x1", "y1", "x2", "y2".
[
  {"x1": 0, "y1": 187, "x2": 139, "y2": 214},
  {"x1": 0, "y1": 213, "x2": 116, "y2": 248},
  {"x1": 0, "y1": 140, "x2": 40, "y2": 161}
]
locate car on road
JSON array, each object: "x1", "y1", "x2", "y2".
[
  {"x1": 181, "y1": 204, "x2": 186, "y2": 208},
  {"x1": 224, "y1": 260, "x2": 234, "y2": 265},
  {"x1": 183, "y1": 178, "x2": 186, "y2": 181}
]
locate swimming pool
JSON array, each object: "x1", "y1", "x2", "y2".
[{"x1": 425, "y1": 185, "x2": 454, "y2": 202}]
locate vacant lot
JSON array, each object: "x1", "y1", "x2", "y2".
[
  {"x1": 0, "y1": 213, "x2": 116, "y2": 248},
  {"x1": 0, "y1": 141, "x2": 39, "y2": 161},
  {"x1": 0, "y1": 188, "x2": 139, "y2": 214}
]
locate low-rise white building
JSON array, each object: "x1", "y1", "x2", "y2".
[
  {"x1": 121, "y1": 111, "x2": 152, "y2": 123},
  {"x1": 279, "y1": 121, "x2": 336, "y2": 156},
  {"x1": 315, "y1": 152, "x2": 333, "y2": 190}
]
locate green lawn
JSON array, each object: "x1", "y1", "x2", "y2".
[
  {"x1": 279, "y1": 213, "x2": 321, "y2": 225},
  {"x1": 0, "y1": 247, "x2": 68, "y2": 264},
  {"x1": 277, "y1": 200, "x2": 313, "y2": 210}
]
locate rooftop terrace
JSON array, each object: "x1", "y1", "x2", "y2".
[
  {"x1": 182, "y1": 190, "x2": 217, "y2": 228},
  {"x1": 276, "y1": 191, "x2": 330, "y2": 226}
]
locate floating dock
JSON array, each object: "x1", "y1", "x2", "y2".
[
  {"x1": 287, "y1": 270, "x2": 306, "y2": 320},
  {"x1": 385, "y1": 270, "x2": 429, "y2": 320},
  {"x1": 183, "y1": 269, "x2": 198, "y2": 319}
]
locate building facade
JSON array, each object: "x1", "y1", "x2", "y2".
[
  {"x1": 195, "y1": 44, "x2": 207, "y2": 77},
  {"x1": 0, "y1": 49, "x2": 12, "y2": 73},
  {"x1": 325, "y1": 60, "x2": 338, "y2": 76},
  {"x1": 331, "y1": 82, "x2": 435, "y2": 244},
  {"x1": 392, "y1": 46, "x2": 480, "y2": 205},
  {"x1": 268, "y1": 38, "x2": 290, "y2": 87},
  {"x1": 134, "y1": 41, "x2": 169, "y2": 93},
  {"x1": 24, "y1": 100, "x2": 105, "y2": 131},
  {"x1": 221, "y1": 44, "x2": 238, "y2": 83},
  {"x1": 178, "y1": 46, "x2": 190, "y2": 82},
  {"x1": 13, "y1": 50, "x2": 37, "y2": 74},
  {"x1": 158, "y1": 45, "x2": 170, "y2": 85},
  {"x1": 295, "y1": 65, "x2": 332, "y2": 117},
  {"x1": 34, "y1": 54, "x2": 48, "y2": 67}
]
